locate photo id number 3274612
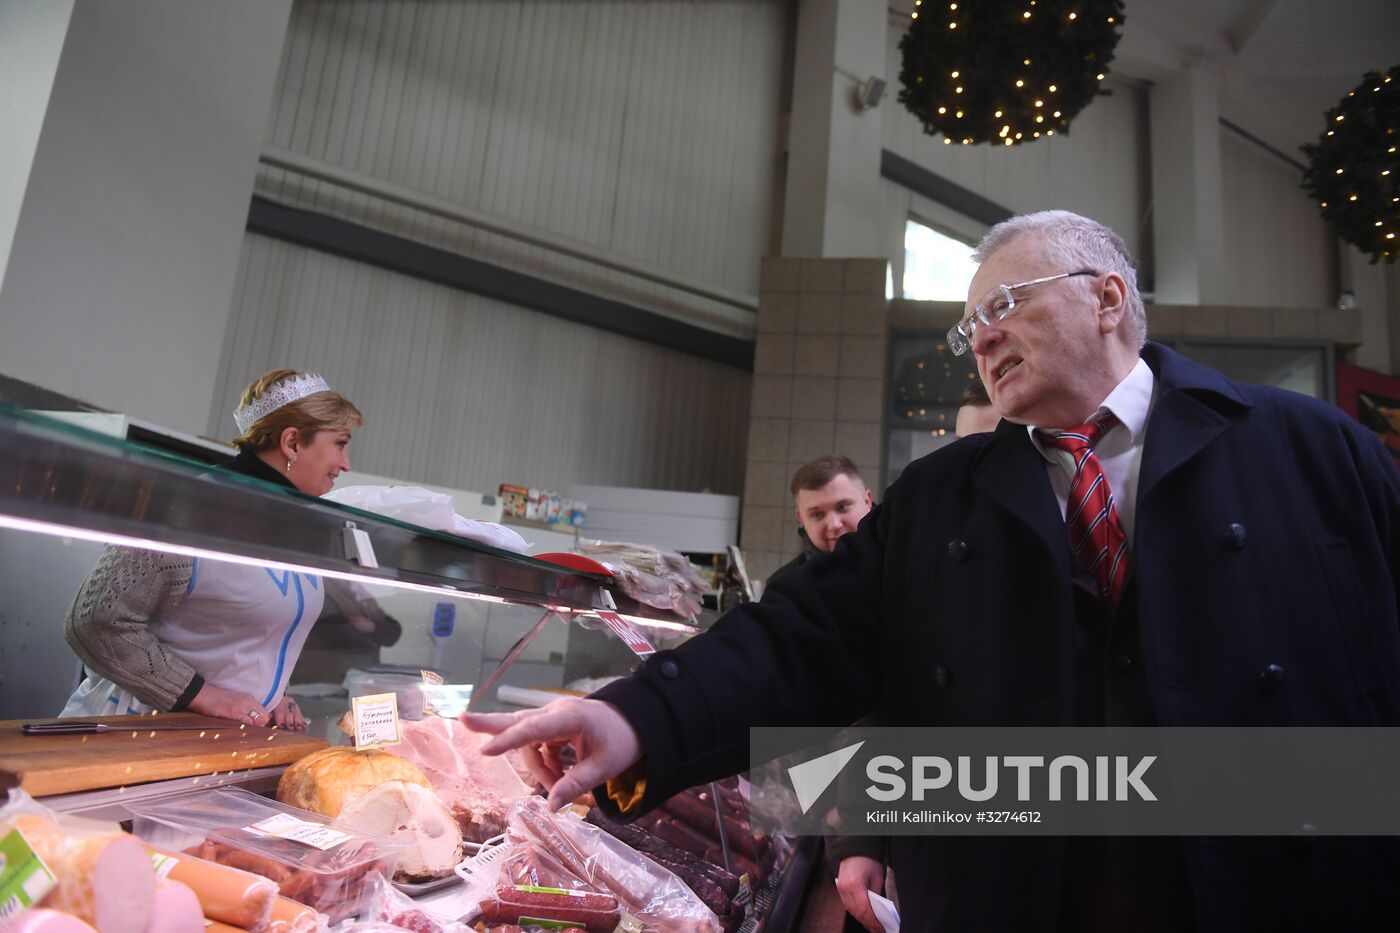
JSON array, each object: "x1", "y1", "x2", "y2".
[{"x1": 976, "y1": 811, "x2": 1043, "y2": 823}]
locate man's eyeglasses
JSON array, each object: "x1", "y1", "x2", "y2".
[{"x1": 946, "y1": 269, "x2": 1100, "y2": 356}]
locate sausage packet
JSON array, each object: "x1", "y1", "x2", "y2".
[
  {"x1": 128, "y1": 787, "x2": 405, "y2": 924},
  {"x1": 462, "y1": 798, "x2": 720, "y2": 933},
  {"x1": 0, "y1": 788, "x2": 159, "y2": 932},
  {"x1": 357, "y1": 870, "x2": 472, "y2": 933}
]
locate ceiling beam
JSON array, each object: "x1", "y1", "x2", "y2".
[{"x1": 1223, "y1": 0, "x2": 1280, "y2": 54}]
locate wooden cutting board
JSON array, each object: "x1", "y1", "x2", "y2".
[{"x1": 0, "y1": 714, "x2": 328, "y2": 797}]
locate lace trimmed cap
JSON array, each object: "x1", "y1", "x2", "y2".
[{"x1": 233, "y1": 372, "x2": 331, "y2": 434}]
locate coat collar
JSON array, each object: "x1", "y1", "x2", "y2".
[
  {"x1": 969, "y1": 343, "x2": 1249, "y2": 549},
  {"x1": 1135, "y1": 343, "x2": 1249, "y2": 505},
  {"x1": 219, "y1": 448, "x2": 298, "y2": 491},
  {"x1": 971, "y1": 419, "x2": 1072, "y2": 580}
]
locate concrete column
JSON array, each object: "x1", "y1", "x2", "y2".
[
  {"x1": 0, "y1": 0, "x2": 292, "y2": 433},
  {"x1": 782, "y1": 0, "x2": 887, "y2": 258},
  {"x1": 1149, "y1": 65, "x2": 1226, "y2": 304},
  {"x1": 741, "y1": 257, "x2": 888, "y2": 583}
]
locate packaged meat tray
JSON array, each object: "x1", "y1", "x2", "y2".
[{"x1": 127, "y1": 786, "x2": 406, "y2": 923}]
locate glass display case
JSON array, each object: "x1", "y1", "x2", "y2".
[
  {"x1": 0, "y1": 407, "x2": 807, "y2": 931},
  {"x1": 0, "y1": 406, "x2": 695, "y2": 729}
]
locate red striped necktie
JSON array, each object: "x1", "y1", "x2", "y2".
[{"x1": 1040, "y1": 414, "x2": 1129, "y2": 609}]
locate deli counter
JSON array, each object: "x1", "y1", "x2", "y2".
[{"x1": 0, "y1": 406, "x2": 808, "y2": 932}]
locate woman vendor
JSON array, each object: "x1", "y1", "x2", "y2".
[{"x1": 59, "y1": 369, "x2": 362, "y2": 730}]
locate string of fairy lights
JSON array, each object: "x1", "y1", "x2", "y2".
[
  {"x1": 897, "y1": 0, "x2": 1125, "y2": 147},
  {"x1": 1301, "y1": 66, "x2": 1399, "y2": 264},
  {"x1": 892, "y1": 342, "x2": 979, "y2": 437}
]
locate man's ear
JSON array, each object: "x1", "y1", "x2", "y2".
[
  {"x1": 863, "y1": 488, "x2": 874, "y2": 508},
  {"x1": 278, "y1": 426, "x2": 301, "y2": 460},
  {"x1": 1097, "y1": 272, "x2": 1128, "y2": 335}
]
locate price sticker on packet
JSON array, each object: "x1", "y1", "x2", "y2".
[
  {"x1": 351, "y1": 691, "x2": 401, "y2": 749},
  {"x1": 420, "y1": 669, "x2": 444, "y2": 717},
  {"x1": 596, "y1": 610, "x2": 655, "y2": 657},
  {"x1": 244, "y1": 813, "x2": 352, "y2": 851},
  {"x1": 0, "y1": 827, "x2": 57, "y2": 920}
]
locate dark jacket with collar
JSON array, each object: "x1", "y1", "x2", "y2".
[
  {"x1": 595, "y1": 344, "x2": 1400, "y2": 931},
  {"x1": 768, "y1": 527, "x2": 823, "y2": 588}
]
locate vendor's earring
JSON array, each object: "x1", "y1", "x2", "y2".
[{"x1": 286, "y1": 456, "x2": 297, "y2": 472}]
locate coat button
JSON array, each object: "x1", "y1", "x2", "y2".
[
  {"x1": 1224, "y1": 523, "x2": 1248, "y2": 549},
  {"x1": 946, "y1": 540, "x2": 969, "y2": 562},
  {"x1": 1112, "y1": 654, "x2": 1134, "y2": 672},
  {"x1": 1259, "y1": 663, "x2": 1285, "y2": 691},
  {"x1": 933, "y1": 666, "x2": 953, "y2": 687},
  {"x1": 658, "y1": 659, "x2": 680, "y2": 680}
]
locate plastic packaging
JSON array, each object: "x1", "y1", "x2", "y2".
[
  {"x1": 0, "y1": 789, "x2": 157, "y2": 933},
  {"x1": 127, "y1": 787, "x2": 405, "y2": 924},
  {"x1": 578, "y1": 540, "x2": 709, "y2": 617},
  {"x1": 324, "y1": 486, "x2": 529, "y2": 554},
  {"x1": 359, "y1": 870, "x2": 472, "y2": 933},
  {"x1": 459, "y1": 798, "x2": 721, "y2": 933},
  {"x1": 343, "y1": 666, "x2": 432, "y2": 720}
]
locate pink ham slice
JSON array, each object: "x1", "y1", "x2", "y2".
[
  {"x1": 383, "y1": 717, "x2": 532, "y2": 841},
  {"x1": 1, "y1": 816, "x2": 154, "y2": 933},
  {"x1": 143, "y1": 880, "x2": 203, "y2": 933},
  {"x1": 0, "y1": 909, "x2": 99, "y2": 933}
]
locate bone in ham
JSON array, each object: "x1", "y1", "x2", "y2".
[
  {"x1": 336, "y1": 780, "x2": 465, "y2": 882},
  {"x1": 381, "y1": 717, "x2": 533, "y2": 841}
]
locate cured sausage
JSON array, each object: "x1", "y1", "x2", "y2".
[
  {"x1": 146, "y1": 847, "x2": 276, "y2": 932},
  {"x1": 477, "y1": 883, "x2": 620, "y2": 933}
]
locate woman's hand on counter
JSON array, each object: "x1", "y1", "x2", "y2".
[
  {"x1": 462, "y1": 698, "x2": 642, "y2": 809},
  {"x1": 269, "y1": 695, "x2": 307, "y2": 731},
  {"x1": 187, "y1": 683, "x2": 269, "y2": 727}
]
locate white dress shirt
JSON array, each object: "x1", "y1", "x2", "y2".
[{"x1": 1027, "y1": 358, "x2": 1157, "y2": 546}]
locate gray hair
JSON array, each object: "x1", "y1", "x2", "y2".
[{"x1": 972, "y1": 210, "x2": 1147, "y2": 349}]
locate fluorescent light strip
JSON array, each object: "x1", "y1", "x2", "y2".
[
  {"x1": 0, "y1": 513, "x2": 699, "y2": 632},
  {"x1": 0, "y1": 513, "x2": 514, "y2": 604}
]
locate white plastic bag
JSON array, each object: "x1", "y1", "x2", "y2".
[
  {"x1": 325, "y1": 486, "x2": 529, "y2": 554},
  {"x1": 324, "y1": 485, "x2": 456, "y2": 530}
]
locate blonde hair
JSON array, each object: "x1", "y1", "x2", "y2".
[{"x1": 231, "y1": 368, "x2": 362, "y2": 453}]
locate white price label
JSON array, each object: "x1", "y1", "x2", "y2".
[
  {"x1": 245, "y1": 813, "x2": 352, "y2": 851},
  {"x1": 149, "y1": 851, "x2": 180, "y2": 881},
  {"x1": 352, "y1": 691, "x2": 401, "y2": 749}
]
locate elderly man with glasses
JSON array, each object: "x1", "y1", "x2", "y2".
[{"x1": 467, "y1": 211, "x2": 1400, "y2": 932}]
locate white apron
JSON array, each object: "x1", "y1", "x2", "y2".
[{"x1": 62, "y1": 558, "x2": 323, "y2": 717}]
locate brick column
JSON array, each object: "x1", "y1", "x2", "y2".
[{"x1": 740, "y1": 257, "x2": 888, "y2": 583}]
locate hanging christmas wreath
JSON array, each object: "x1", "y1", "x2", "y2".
[
  {"x1": 897, "y1": 0, "x2": 1125, "y2": 147},
  {"x1": 1301, "y1": 66, "x2": 1399, "y2": 264}
]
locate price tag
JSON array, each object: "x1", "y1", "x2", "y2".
[
  {"x1": 150, "y1": 850, "x2": 180, "y2": 881},
  {"x1": 245, "y1": 813, "x2": 352, "y2": 851},
  {"x1": 352, "y1": 691, "x2": 401, "y2": 749},
  {"x1": 0, "y1": 828, "x2": 57, "y2": 920},
  {"x1": 596, "y1": 610, "x2": 656, "y2": 657},
  {"x1": 420, "y1": 669, "x2": 444, "y2": 716}
]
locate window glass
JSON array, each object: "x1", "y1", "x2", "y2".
[{"x1": 902, "y1": 219, "x2": 978, "y2": 301}]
